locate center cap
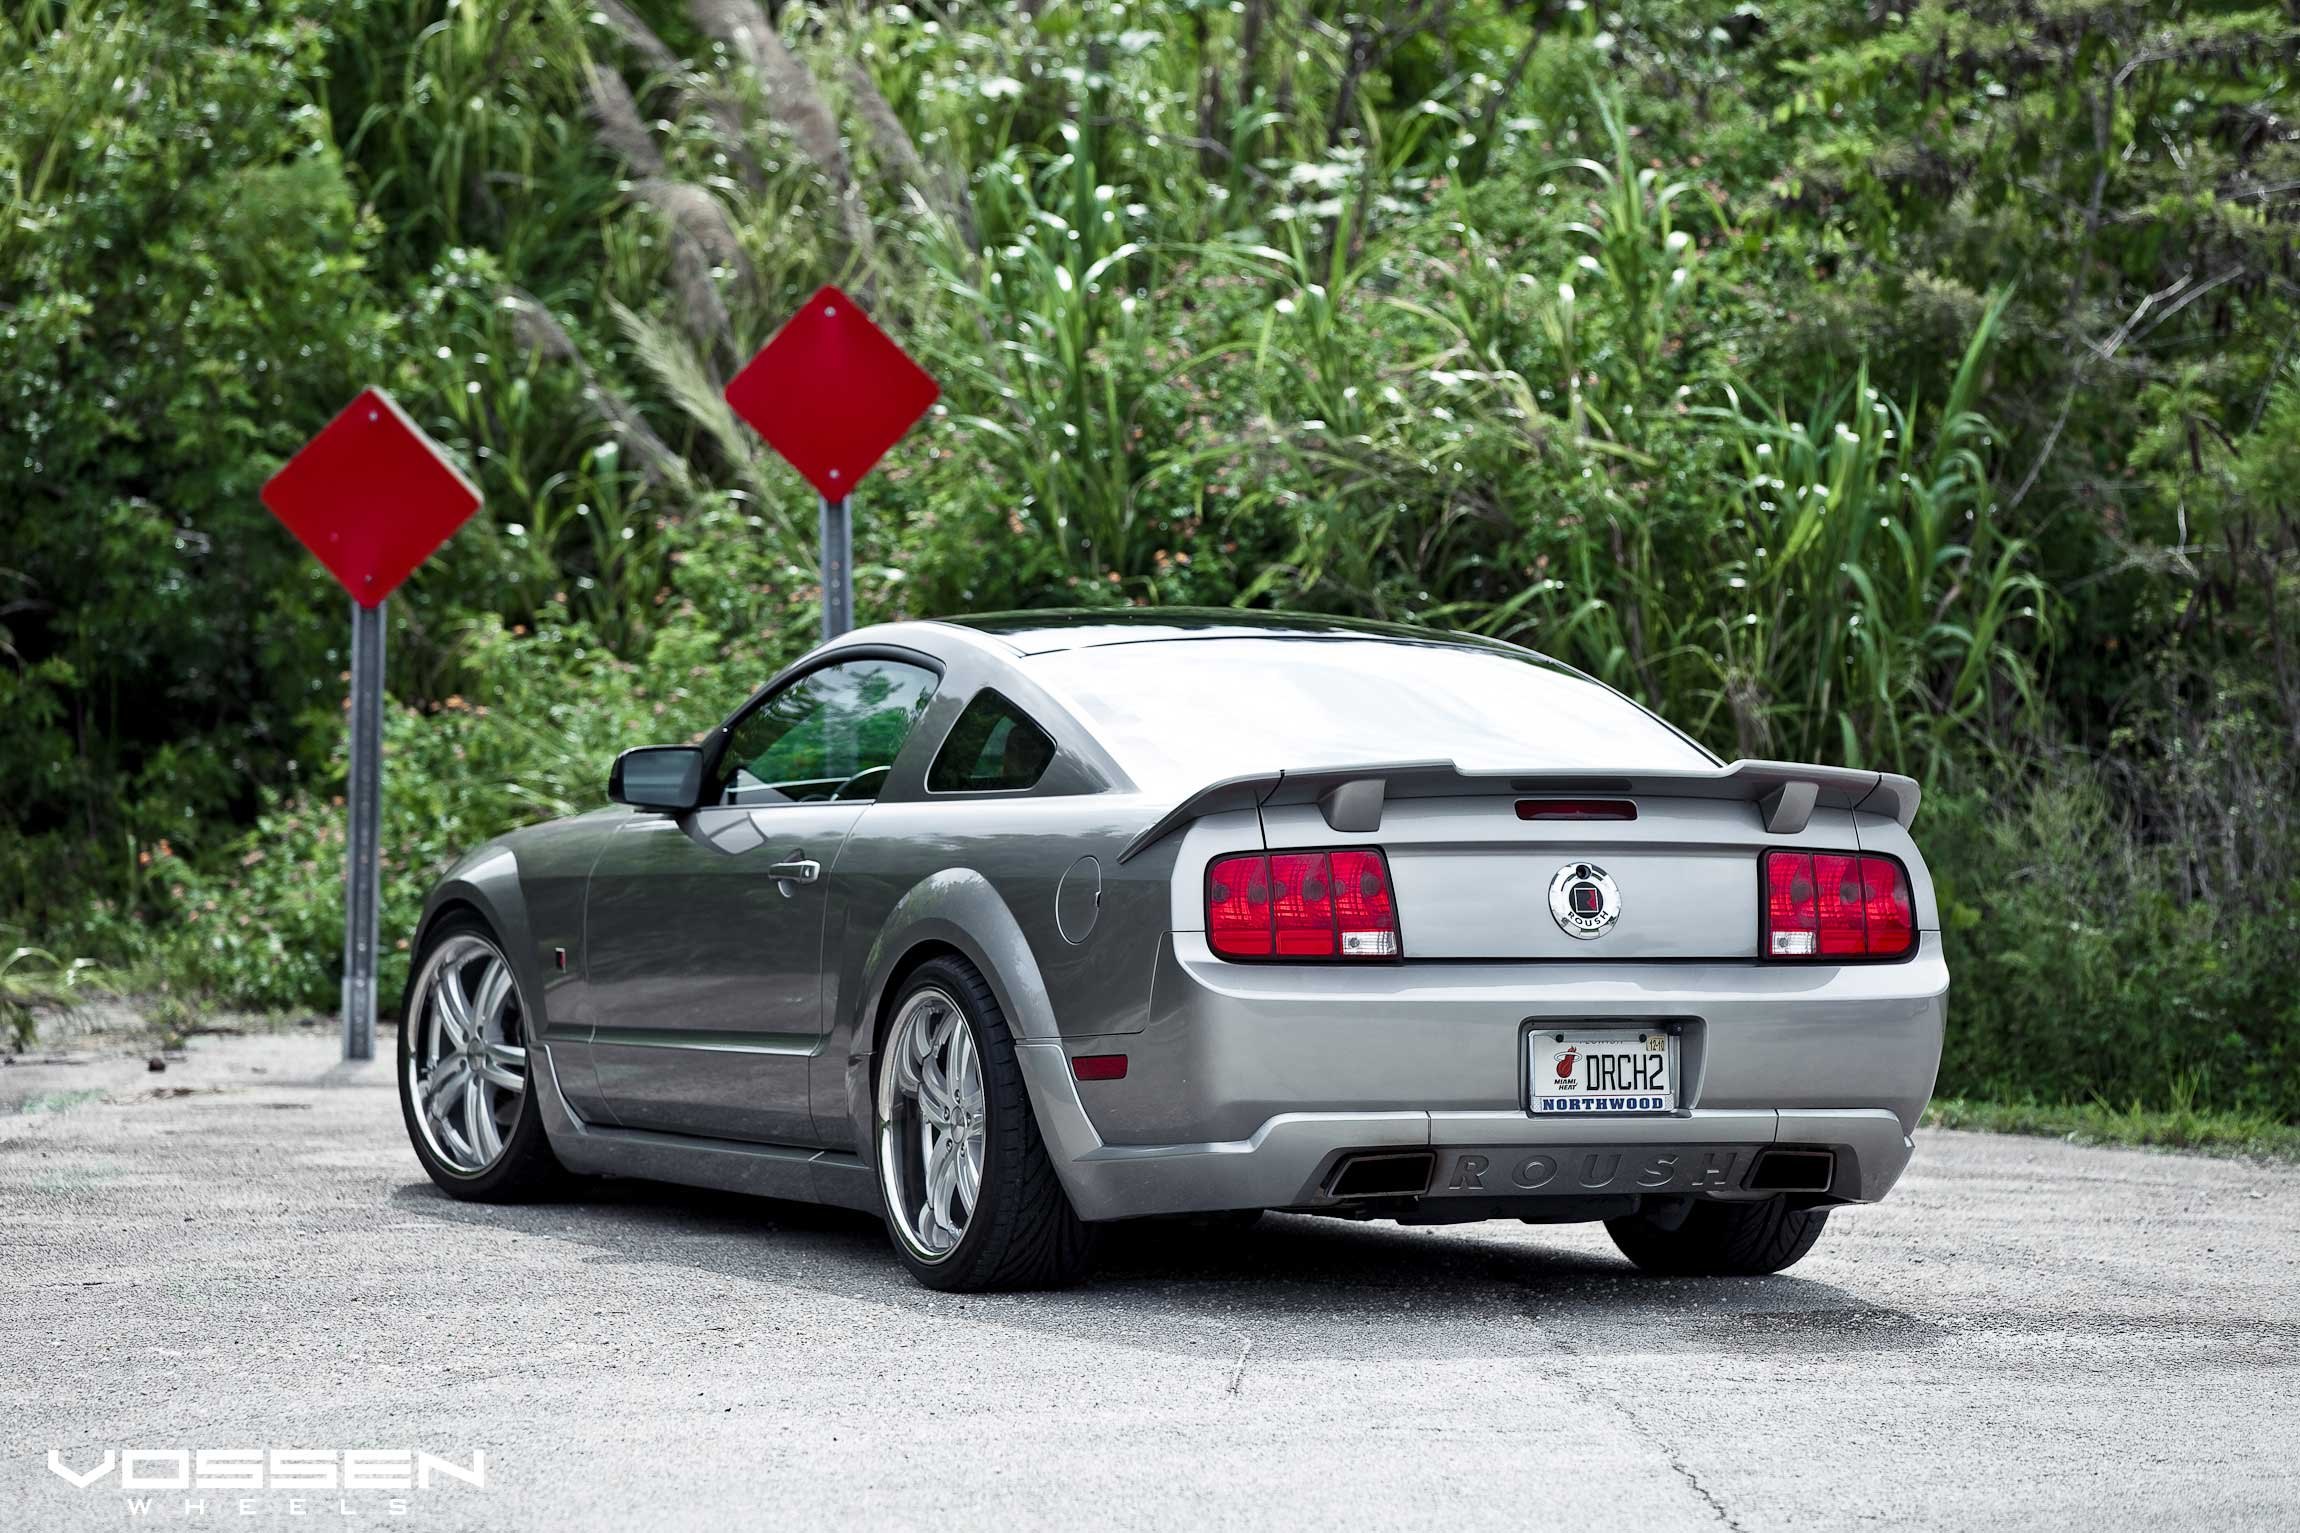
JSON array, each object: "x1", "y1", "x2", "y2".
[{"x1": 1547, "y1": 862, "x2": 1621, "y2": 939}]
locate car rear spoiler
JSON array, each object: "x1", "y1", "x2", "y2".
[{"x1": 1116, "y1": 758, "x2": 1920, "y2": 863}]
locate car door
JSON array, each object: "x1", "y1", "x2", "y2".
[{"x1": 583, "y1": 653, "x2": 940, "y2": 1145}]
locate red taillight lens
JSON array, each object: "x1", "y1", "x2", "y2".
[
  {"x1": 1859, "y1": 856, "x2": 1915, "y2": 956},
  {"x1": 1814, "y1": 852, "x2": 1866, "y2": 957},
  {"x1": 1268, "y1": 852, "x2": 1335, "y2": 956},
  {"x1": 1206, "y1": 853, "x2": 1273, "y2": 957},
  {"x1": 1206, "y1": 849, "x2": 1400, "y2": 960},
  {"x1": 1761, "y1": 850, "x2": 1915, "y2": 960}
]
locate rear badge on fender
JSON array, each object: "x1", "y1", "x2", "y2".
[{"x1": 1548, "y1": 862, "x2": 1620, "y2": 940}]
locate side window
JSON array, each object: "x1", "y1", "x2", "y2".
[
  {"x1": 927, "y1": 690, "x2": 1058, "y2": 793},
  {"x1": 718, "y1": 658, "x2": 938, "y2": 806}
]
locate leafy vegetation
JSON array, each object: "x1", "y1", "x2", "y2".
[{"x1": 1, "y1": 1, "x2": 2294, "y2": 1124}]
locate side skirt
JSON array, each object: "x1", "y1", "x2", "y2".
[{"x1": 535, "y1": 1044, "x2": 880, "y2": 1215}]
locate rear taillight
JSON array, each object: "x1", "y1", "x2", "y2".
[
  {"x1": 1206, "y1": 848, "x2": 1401, "y2": 960},
  {"x1": 1761, "y1": 850, "x2": 1915, "y2": 960}
]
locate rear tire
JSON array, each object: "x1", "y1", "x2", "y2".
[
  {"x1": 873, "y1": 957, "x2": 1095, "y2": 1292},
  {"x1": 1606, "y1": 1197, "x2": 1828, "y2": 1276}
]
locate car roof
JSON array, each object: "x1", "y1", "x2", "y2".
[{"x1": 927, "y1": 607, "x2": 1529, "y2": 658}]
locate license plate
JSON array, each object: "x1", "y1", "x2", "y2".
[{"x1": 1528, "y1": 1029, "x2": 1676, "y2": 1115}]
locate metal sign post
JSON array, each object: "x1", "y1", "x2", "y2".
[
  {"x1": 819, "y1": 495, "x2": 853, "y2": 641},
  {"x1": 262, "y1": 387, "x2": 481, "y2": 1061},
  {"x1": 341, "y1": 598, "x2": 386, "y2": 1059},
  {"x1": 723, "y1": 285, "x2": 938, "y2": 643}
]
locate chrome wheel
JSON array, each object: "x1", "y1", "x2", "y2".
[
  {"x1": 404, "y1": 933, "x2": 529, "y2": 1176},
  {"x1": 877, "y1": 986, "x2": 986, "y2": 1261}
]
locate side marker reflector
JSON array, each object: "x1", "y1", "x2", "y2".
[{"x1": 1072, "y1": 1053, "x2": 1128, "y2": 1082}]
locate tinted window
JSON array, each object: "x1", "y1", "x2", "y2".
[
  {"x1": 1025, "y1": 639, "x2": 1714, "y2": 788},
  {"x1": 719, "y1": 658, "x2": 938, "y2": 806},
  {"x1": 928, "y1": 690, "x2": 1057, "y2": 793}
]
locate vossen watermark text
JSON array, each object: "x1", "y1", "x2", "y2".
[{"x1": 47, "y1": 1448, "x2": 485, "y2": 1520}]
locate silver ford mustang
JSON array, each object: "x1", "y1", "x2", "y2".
[{"x1": 399, "y1": 610, "x2": 1946, "y2": 1290}]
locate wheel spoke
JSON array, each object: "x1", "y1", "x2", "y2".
[
  {"x1": 947, "y1": 1022, "x2": 974, "y2": 1103},
  {"x1": 909, "y1": 1002, "x2": 942, "y2": 1067},
  {"x1": 435, "y1": 968, "x2": 473, "y2": 1051},
  {"x1": 924, "y1": 1136, "x2": 960, "y2": 1239},
  {"x1": 424, "y1": 1058, "x2": 470, "y2": 1115},
  {"x1": 471, "y1": 959, "x2": 512, "y2": 1039},
  {"x1": 916, "y1": 1060, "x2": 953, "y2": 1122},
  {"x1": 425, "y1": 1075, "x2": 474, "y2": 1164},
  {"x1": 956, "y1": 1134, "x2": 981, "y2": 1212},
  {"x1": 891, "y1": 1045, "x2": 921, "y2": 1095},
  {"x1": 478, "y1": 1041, "x2": 526, "y2": 1092},
  {"x1": 927, "y1": 1004, "x2": 960, "y2": 1058},
  {"x1": 462, "y1": 1072, "x2": 498, "y2": 1162}
]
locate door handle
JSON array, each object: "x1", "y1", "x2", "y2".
[{"x1": 766, "y1": 857, "x2": 821, "y2": 884}]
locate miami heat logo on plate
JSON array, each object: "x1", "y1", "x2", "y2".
[{"x1": 1547, "y1": 862, "x2": 1620, "y2": 940}]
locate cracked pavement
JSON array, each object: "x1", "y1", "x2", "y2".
[{"x1": 4, "y1": 1031, "x2": 2297, "y2": 1531}]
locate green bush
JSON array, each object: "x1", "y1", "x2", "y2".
[
  {"x1": 144, "y1": 612, "x2": 773, "y2": 1013},
  {"x1": 1929, "y1": 774, "x2": 2300, "y2": 1121}
]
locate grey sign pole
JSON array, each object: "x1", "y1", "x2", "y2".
[
  {"x1": 819, "y1": 494, "x2": 853, "y2": 641},
  {"x1": 340, "y1": 597, "x2": 385, "y2": 1061}
]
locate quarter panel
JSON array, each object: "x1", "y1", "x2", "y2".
[{"x1": 816, "y1": 793, "x2": 1183, "y2": 1152}]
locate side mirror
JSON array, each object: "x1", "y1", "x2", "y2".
[{"x1": 608, "y1": 745, "x2": 706, "y2": 813}]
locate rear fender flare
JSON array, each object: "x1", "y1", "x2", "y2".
[{"x1": 844, "y1": 868, "x2": 1058, "y2": 1145}]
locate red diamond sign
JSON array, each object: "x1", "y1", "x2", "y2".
[
  {"x1": 724, "y1": 284, "x2": 939, "y2": 499},
  {"x1": 261, "y1": 387, "x2": 482, "y2": 608}
]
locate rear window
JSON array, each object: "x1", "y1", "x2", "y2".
[
  {"x1": 928, "y1": 690, "x2": 1058, "y2": 792},
  {"x1": 1025, "y1": 638, "x2": 1712, "y2": 787}
]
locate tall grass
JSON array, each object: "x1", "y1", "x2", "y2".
[
  {"x1": 919, "y1": 132, "x2": 1163, "y2": 574},
  {"x1": 1464, "y1": 308, "x2": 2050, "y2": 778}
]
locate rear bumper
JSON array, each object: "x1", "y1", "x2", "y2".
[{"x1": 1021, "y1": 936, "x2": 1946, "y2": 1221}]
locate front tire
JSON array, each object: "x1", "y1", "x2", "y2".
[
  {"x1": 397, "y1": 915, "x2": 562, "y2": 1201},
  {"x1": 1606, "y1": 1197, "x2": 1829, "y2": 1276},
  {"x1": 873, "y1": 957, "x2": 1094, "y2": 1291}
]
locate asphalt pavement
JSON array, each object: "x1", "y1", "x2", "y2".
[{"x1": 4, "y1": 1031, "x2": 2296, "y2": 1532}]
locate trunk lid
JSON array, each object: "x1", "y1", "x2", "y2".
[
  {"x1": 1137, "y1": 759, "x2": 1915, "y2": 963},
  {"x1": 1261, "y1": 791, "x2": 1859, "y2": 960}
]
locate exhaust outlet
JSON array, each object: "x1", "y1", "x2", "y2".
[
  {"x1": 1748, "y1": 1148, "x2": 1835, "y2": 1193},
  {"x1": 1325, "y1": 1150, "x2": 1436, "y2": 1200}
]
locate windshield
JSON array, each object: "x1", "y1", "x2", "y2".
[{"x1": 1026, "y1": 638, "x2": 1715, "y2": 789}]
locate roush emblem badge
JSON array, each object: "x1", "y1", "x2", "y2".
[{"x1": 1548, "y1": 862, "x2": 1620, "y2": 939}]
